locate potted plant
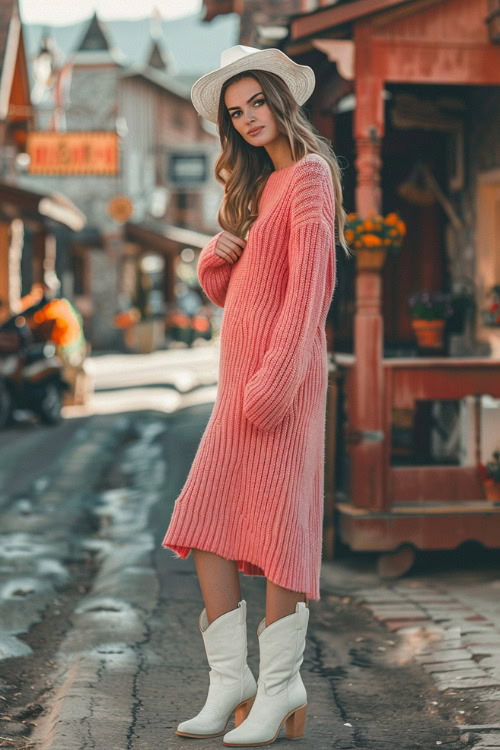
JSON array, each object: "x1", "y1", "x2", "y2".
[
  {"x1": 408, "y1": 291, "x2": 454, "y2": 350},
  {"x1": 477, "y1": 451, "x2": 500, "y2": 503},
  {"x1": 481, "y1": 284, "x2": 500, "y2": 327},
  {"x1": 345, "y1": 211, "x2": 407, "y2": 270}
]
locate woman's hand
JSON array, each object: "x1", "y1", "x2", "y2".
[{"x1": 215, "y1": 231, "x2": 247, "y2": 265}]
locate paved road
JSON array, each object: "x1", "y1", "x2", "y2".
[{"x1": 1, "y1": 349, "x2": 498, "y2": 749}]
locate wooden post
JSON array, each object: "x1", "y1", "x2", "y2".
[{"x1": 349, "y1": 30, "x2": 386, "y2": 510}]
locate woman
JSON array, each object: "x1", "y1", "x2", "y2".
[{"x1": 162, "y1": 45, "x2": 350, "y2": 746}]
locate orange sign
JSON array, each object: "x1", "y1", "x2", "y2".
[
  {"x1": 26, "y1": 132, "x2": 118, "y2": 175},
  {"x1": 107, "y1": 196, "x2": 133, "y2": 223}
]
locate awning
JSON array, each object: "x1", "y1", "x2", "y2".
[
  {"x1": 289, "y1": 0, "x2": 413, "y2": 41},
  {"x1": 125, "y1": 221, "x2": 212, "y2": 254},
  {"x1": 0, "y1": 182, "x2": 86, "y2": 231}
]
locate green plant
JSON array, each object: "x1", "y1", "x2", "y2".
[{"x1": 408, "y1": 291, "x2": 454, "y2": 320}]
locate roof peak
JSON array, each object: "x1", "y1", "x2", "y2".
[{"x1": 76, "y1": 11, "x2": 111, "y2": 53}]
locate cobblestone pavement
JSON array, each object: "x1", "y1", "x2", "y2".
[{"x1": 321, "y1": 551, "x2": 500, "y2": 749}]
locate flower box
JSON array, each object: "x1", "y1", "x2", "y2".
[
  {"x1": 356, "y1": 247, "x2": 388, "y2": 270},
  {"x1": 344, "y1": 211, "x2": 406, "y2": 270}
]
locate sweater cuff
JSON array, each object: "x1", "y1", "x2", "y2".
[
  {"x1": 198, "y1": 231, "x2": 225, "y2": 268},
  {"x1": 242, "y1": 362, "x2": 299, "y2": 431},
  {"x1": 197, "y1": 231, "x2": 231, "y2": 308}
]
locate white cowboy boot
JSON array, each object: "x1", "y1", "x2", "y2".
[
  {"x1": 223, "y1": 601, "x2": 309, "y2": 746},
  {"x1": 176, "y1": 599, "x2": 257, "y2": 739}
]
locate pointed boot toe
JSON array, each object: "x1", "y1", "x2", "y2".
[
  {"x1": 175, "y1": 599, "x2": 257, "y2": 739},
  {"x1": 223, "y1": 601, "x2": 310, "y2": 746}
]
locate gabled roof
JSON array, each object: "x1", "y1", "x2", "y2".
[
  {"x1": 72, "y1": 11, "x2": 125, "y2": 66},
  {"x1": 0, "y1": 0, "x2": 30, "y2": 120},
  {"x1": 0, "y1": 0, "x2": 18, "y2": 85},
  {"x1": 23, "y1": 12, "x2": 239, "y2": 87},
  {"x1": 76, "y1": 12, "x2": 111, "y2": 52},
  {"x1": 148, "y1": 39, "x2": 167, "y2": 71}
]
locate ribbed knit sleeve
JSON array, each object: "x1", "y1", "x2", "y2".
[
  {"x1": 242, "y1": 159, "x2": 335, "y2": 432},
  {"x1": 197, "y1": 230, "x2": 232, "y2": 308}
]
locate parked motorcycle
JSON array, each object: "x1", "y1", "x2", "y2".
[{"x1": 0, "y1": 317, "x2": 69, "y2": 428}]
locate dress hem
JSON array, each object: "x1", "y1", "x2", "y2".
[{"x1": 161, "y1": 538, "x2": 317, "y2": 604}]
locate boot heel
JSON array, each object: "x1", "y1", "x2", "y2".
[
  {"x1": 285, "y1": 703, "x2": 307, "y2": 739},
  {"x1": 234, "y1": 697, "x2": 255, "y2": 727}
]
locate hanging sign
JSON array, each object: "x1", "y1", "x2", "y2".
[{"x1": 26, "y1": 131, "x2": 119, "y2": 175}]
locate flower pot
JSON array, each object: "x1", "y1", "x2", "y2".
[
  {"x1": 411, "y1": 318, "x2": 446, "y2": 349},
  {"x1": 483, "y1": 479, "x2": 500, "y2": 502},
  {"x1": 113, "y1": 309, "x2": 140, "y2": 329},
  {"x1": 124, "y1": 318, "x2": 165, "y2": 353},
  {"x1": 356, "y1": 247, "x2": 387, "y2": 270}
]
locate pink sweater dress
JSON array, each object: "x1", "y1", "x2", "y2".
[{"x1": 162, "y1": 153, "x2": 336, "y2": 602}]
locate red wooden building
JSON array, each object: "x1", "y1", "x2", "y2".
[{"x1": 284, "y1": 0, "x2": 500, "y2": 575}]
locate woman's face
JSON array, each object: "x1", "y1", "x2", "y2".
[{"x1": 224, "y1": 77, "x2": 280, "y2": 147}]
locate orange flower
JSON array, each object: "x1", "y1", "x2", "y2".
[
  {"x1": 347, "y1": 212, "x2": 358, "y2": 222},
  {"x1": 397, "y1": 220, "x2": 406, "y2": 236},
  {"x1": 345, "y1": 229, "x2": 355, "y2": 243},
  {"x1": 384, "y1": 238, "x2": 391, "y2": 246},
  {"x1": 362, "y1": 233, "x2": 382, "y2": 247}
]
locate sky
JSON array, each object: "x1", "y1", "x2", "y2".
[{"x1": 19, "y1": 0, "x2": 203, "y2": 25}]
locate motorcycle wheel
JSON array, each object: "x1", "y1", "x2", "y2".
[
  {"x1": 0, "y1": 380, "x2": 12, "y2": 429},
  {"x1": 37, "y1": 382, "x2": 63, "y2": 425}
]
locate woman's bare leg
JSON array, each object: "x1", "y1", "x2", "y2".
[
  {"x1": 265, "y1": 579, "x2": 308, "y2": 627},
  {"x1": 192, "y1": 548, "x2": 242, "y2": 626}
]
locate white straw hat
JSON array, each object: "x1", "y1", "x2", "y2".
[{"x1": 191, "y1": 45, "x2": 316, "y2": 124}]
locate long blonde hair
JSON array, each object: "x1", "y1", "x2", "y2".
[{"x1": 214, "y1": 69, "x2": 351, "y2": 257}]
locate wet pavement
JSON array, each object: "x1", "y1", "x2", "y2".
[{"x1": 0, "y1": 349, "x2": 499, "y2": 749}]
